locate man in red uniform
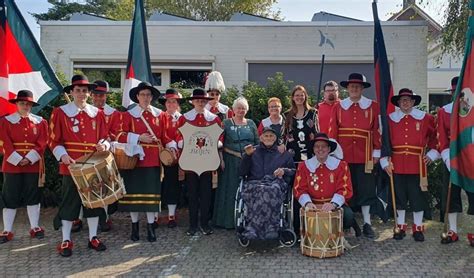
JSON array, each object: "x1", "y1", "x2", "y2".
[
  {"x1": 0, "y1": 90, "x2": 48, "y2": 243},
  {"x1": 437, "y1": 77, "x2": 474, "y2": 246},
  {"x1": 293, "y1": 133, "x2": 354, "y2": 229},
  {"x1": 49, "y1": 75, "x2": 110, "y2": 256},
  {"x1": 204, "y1": 71, "x2": 233, "y2": 120},
  {"x1": 176, "y1": 88, "x2": 223, "y2": 236},
  {"x1": 329, "y1": 73, "x2": 381, "y2": 238},
  {"x1": 318, "y1": 81, "x2": 340, "y2": 134},
  {"x1": 381, "y1": 88, "x2": 439, "y2": 242}
]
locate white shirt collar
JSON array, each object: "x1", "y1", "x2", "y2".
[
  {"x1": 103, "y1": 104, "x2": 116, "y2": 116},
  {"x1": 442, "y1": 102, "x2": 453, "y2": 114},
  {"x1": 261, "y1": 116, "x2": 283, "y2": 127},
  {"x1": 205, "y1": 102, "x2": 230, "y2": 114},
  {"x1": 340, "y1": 96, "x2": 372, "y2": 110},
  {"x1": 5, "y1": 112, "x2": 43, "y2": 125},
  {"x1": 184, "y1": 108, "x2": 217, "y2": 122},
  {"x1": 304, "y1": 156, "x2": 340, "y2": 172},
  {"x1": 389, "y1": 107, "x2": 426, "y2": 123},
  {"x1": 128, "y1": 105, "x2": 162, "y2": 118},
  {"x1": 60, "y1": 102, "x2": 98, "y2": 118}
]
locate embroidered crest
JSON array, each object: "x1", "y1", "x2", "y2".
[
  {"x1": 330, "y1": 173, "x2": 334, "y2": 183},
  {"x1": 365, "y1": 110, "x2": 369, "y2": 118},
  {"x1": 92, "y1": 120, "x2": 96, "y2": 130},
  {"x1": 307, "y1": 119, "x2": 314, "y2": 128},
  {"x1": 155, "y1": 118, "x2": 160, "y2": 126},
  {"x1": 416, "y1": 122, "x2": 420, "y2": 131},
  {"x1": 33, "y1": 126, "x2": 37, "y2": 135}
]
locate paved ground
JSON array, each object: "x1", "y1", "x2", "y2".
[{"x1": 1, "y1": 207, "x2": 473, "y2": 277}]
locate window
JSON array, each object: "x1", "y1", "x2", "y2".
[
  {"x1": 78, "y1": 68, "x2": 121, "y2": 88},
  {"x1": 170, "y1": 70, "x2": 208, "y2": 89},
  {"x1": 152, "y1": 72, "x2": 162, "y2": 86}
]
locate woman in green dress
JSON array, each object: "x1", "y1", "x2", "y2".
[{"x1": 213, "y1": 97, "x2": 258, "y2": 229}]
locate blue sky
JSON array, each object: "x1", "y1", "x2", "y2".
[{"x1": 15, "y1": 0, "x2": 447, "y2": 41}]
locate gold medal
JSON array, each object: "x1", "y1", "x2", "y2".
[{"x1": 416, "y1": 122, "x2": 420, "y2": 131}]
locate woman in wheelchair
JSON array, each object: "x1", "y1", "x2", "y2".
[{"x1": 236, "y1": 127, "x2": 296, "y2": 246}]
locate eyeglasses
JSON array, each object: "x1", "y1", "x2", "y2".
[
  {"x1": 324, "y1": 89, "x2": 336, "y2": 92},
  {"x1": 268, "y1": 105, "x2": 281, "y2": 109},
  {"x1": 138, "y1": 93, "x2": 153, "y2": 97}
]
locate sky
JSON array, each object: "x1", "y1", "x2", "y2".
[{"x1": 14, "y1": 0, "x2": 447, "y2": 42}]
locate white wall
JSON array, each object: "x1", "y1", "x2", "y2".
[{"x1": 40, "y1": 20, "x2": 428, "y2": 102}]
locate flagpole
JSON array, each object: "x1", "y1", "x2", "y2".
[{"x1": 316, "y1": 16, "x2": 329, "y2": 107}]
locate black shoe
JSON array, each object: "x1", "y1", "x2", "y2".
[
  {"x1": 147, "y1": 223, "x2": 156, "y2": 242},
  {"x1": 58, "y1": 240, "x2": 73, "y2": 257},
  {"x1": 88, "y1": 236, "x2": 107, "y2": 251},
  {"x1": 100, "y1": 220, "x2": 112, "y2": 232},
  {"x1": 200, "y1": 225, "x2": 214, "y2": 235},
  {"x1": 186, "y1": 228, "x2": 197, "y2": 236},
  {"x1": 71, "y1": 219, "x2": 83, "y2": 233},
  {"x1": 131, "y1": 222, "x2": 139, "y2": 241},
  {"x1": 362, "y1": 223, "x2": 375, "y2": 238},
  {"x1": 393, "y1": 230, "x2": 406, "y2": 240},
  {"x1": 352, "y1": 220, "x2": 362, "y2": 237},
  {"x1": 413, "y1": 231, "x2": 425, "y2": 242}
]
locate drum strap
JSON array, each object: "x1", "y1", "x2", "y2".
[{"x1": 140, "y1": 114, "x2": 163, "y2": 151}]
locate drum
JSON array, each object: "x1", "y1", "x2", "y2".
[
  {"x1": 299, "y1": 206, "x2": 344, "y2": 258},
  {"x1": 159, "y1": 148, "x2": 177, "y2": 166},
  {"x1": 68, "y1": 151, "x2": 126, "y2": 209}
]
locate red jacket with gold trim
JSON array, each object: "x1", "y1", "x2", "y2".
[
  {"x1": 0, "y1": 113, "x2": 48, "y2": 173},
  {"x1": 436, "y1": 102, "x2": 452, "y2": 169},
  {"x1": 205, "y1": 102, "x2": 233, "y2": 120},
  {"x1": 328, "y1": 96, "x2": 381, "y2": 167},
  {"x1": 100, "y1": 103, "x2": 121, "y2": 141},
  {"x1": 380, "y1": 108, "x2": 439, "y2": 175},
  {"x1": 293, "y1": 156, "x2": 353, "y2": 207},
  {"x1": 176, "y1": 109, "x2": 223, "y2": 151},
  {"x1": 115, "y1": 105, "x2": 175, "y2": 168},
  {"x1": 318, "y1": 100, "x2": 339, "y2": 134}
]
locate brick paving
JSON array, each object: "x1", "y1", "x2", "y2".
[{"x1": 1, "y1": 207, "x2": 473, "y2": 277}]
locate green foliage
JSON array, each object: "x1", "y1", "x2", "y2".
[
  {"x1": 33, "y1": 0, "x2": 282, "y2": 22},
  {"x1": 439, "y1": 0, "x2": 469, "y2": 59},
  {"x1": 427, "y1": 160, "x2": 445, "y2": 211}
]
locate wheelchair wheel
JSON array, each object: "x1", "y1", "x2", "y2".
[
  {"x1": 279, "y1": 229, "x2": 297, "y2": 247},
  {"x1": 238, "y1": 237, "x2": 250, "y2": 247}
]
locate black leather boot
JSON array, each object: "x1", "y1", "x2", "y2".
[
  {"x1": 147, "y1": 223, "x2": 156, "y2": 242},
  {"x1": 131, "y1": 222, "x2": 139, "y2": 241}
]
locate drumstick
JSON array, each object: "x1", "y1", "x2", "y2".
[
  {"x1": 140, "y1": 113, "x2": 163, "y2": 149},
  {"x1": 78, "y1": 139, "x2": 105, "y2": 165}
]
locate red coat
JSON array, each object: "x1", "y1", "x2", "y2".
[
  {"x1": 100, "y1": 103, "x2": 121, "y2": 141},
  {"x1": 328, "y1": 96, "x2": 381, "y2": 168},
  {"x1": 205, "y1": 102, "x2": 234, "y2": 120},
  {"x1": 164, "y1": 111, "x2": 182, "y2": 141},
  {"x1": 293, "y1": 156, "x2": 353, "y2": 207},
  {"x1": 48, "y1": 103, "x2": 109, "y2": 175},
  {"x1": 317, "y1": 100, "x2": 339, "y2": 134},
  {"x1": 436, "y1": 103, "x2": 452, "y2": 168},
  {"x1": 0, "y1": 113, "x2": 48, "y2": 173},
  {"x1": 380, "y1": 109, "x2": 439, "y2": 176},
  {"x1": 115, "y1": 105, "x2": 174, "y2": 168}
]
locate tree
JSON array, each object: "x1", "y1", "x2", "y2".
[
  {"x1": 33, "y1": 0, "x2": 281, "y2": 22},
  {"x1": 439, "y1": 0, "x2": 469, "y2": 59}
]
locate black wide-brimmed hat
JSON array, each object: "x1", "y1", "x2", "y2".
[
  {"x1": 391, "y1": 88, "x2": 422, "y2": 107},
  {"x1": 129, "y1": 82, "x2": 160, "y2": 104},
  {"x1": 444, "y1": 76, "x2": 459, "y2": 93},
  {"x1": 158, "y1": 88, "x2": 185, "y2": 105},
  {"x1": 9, "y1": 90, "x2": 39, "y2": 106},
  {"x1": 92, "y1": 80, "x2": 110, "y2": 94},
  {"x1": 340, "y1": 73, "x2": 371, "y2": 88},
  {"x1": 310, "y1": 133, "x2": 338, "y2": 153},
  {"x1": 63, "y1": 74, "x2": 97, "y2": 93},
  {"x1": 187, "y1": 88, "x2": 213, "y2": 100}
]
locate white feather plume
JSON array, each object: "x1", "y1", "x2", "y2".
[{"x1": 205, "y1": 71, "x2": 226, "y2": 93}]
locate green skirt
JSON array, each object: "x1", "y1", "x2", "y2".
[
  {"x1": 213, "y1": 152, "x2": 241, "y2": 228},
  {"x1": 118, "y1": 166, "x2": 161, "y2": 212}
]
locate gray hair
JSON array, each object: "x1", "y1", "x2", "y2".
[{"x1": 232, "y1": 96, "x2": 249, "y2": 111}]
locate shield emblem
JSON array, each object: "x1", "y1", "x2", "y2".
[{"x1": 178, "y1": 122, "x2": 223, "y2": 176}]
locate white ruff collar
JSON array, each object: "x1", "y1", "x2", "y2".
[
  {"x1": 261, "y1": 116, "x2": 283, "y2": 127},
  {"x1": 5, "y1": 112, "x2": 43, "y2": 125},
  {"x1": 304, "y1": 156, "x2": 340, "y2": 172},
  {"x1": 184, "y1": 108, "x2": 217, "y2": 122},
  {"x1": 206, "y1": 102, "x2": 230, "y2": 114},
  {"x1": 442, "y1": 102, "x2": 453, "y2": 114},
  {"x1": 340, "y1": 96, "x2": 372, "y2": 110},
  {"x1": 60, "y1": 102, "x2": 98, "y2": 118},
  {"x1": 389, "y1": 107, "x2": 426, "y2": 123},
  {"x1": 103, "y1": 104, "x2": 116, "y2": 116},
  {"x1": 128, "y1": 105, "x2": 162, "y2": 118}
]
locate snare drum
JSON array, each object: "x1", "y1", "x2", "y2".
[
  {"x1": 68, "y1": 151, "x2": 126, "y2": 209},
  {"x1": 159, "y1": 148, "x2": 177, "y2": 166},
  {"x1": 300, "y1": 206, "x2": 344, "y2": 258}
]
